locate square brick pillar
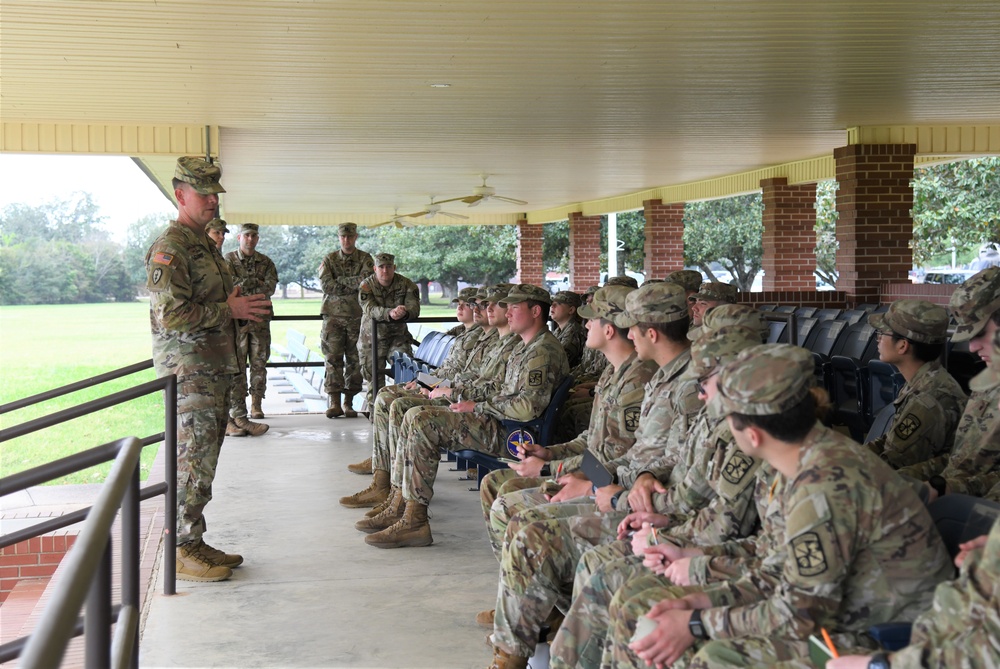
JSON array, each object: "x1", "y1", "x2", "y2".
[
  {"x1": 834, "y1": 144, "x2": 916, "y2": 302},
  {"x1": 761, "y1": 178, "x2": 818, "y2": 291},
  {"x1": 515, "y1": 219, "x2": 545, "y2": 286},
  {"x1": 568, "y1": 212, "x2": 602, "y2": 292},
  {"x1": 642, "y1": 199, "x2": 685, "y2": 279}
]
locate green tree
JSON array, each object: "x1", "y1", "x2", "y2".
[
  {"x1": 123, "y1": 213, "x2": 172, "y2": 287},
  {"x1": 600, "y1": 211, "x2": 646, "y2": 275},
  {"x1": 683, "y1": 194, "x2": 763, "y2": 291},
  {"x1": 815, "y1": 180, "x2": 839, "y2": 287},
  {"x1": 543, "y1": 220, "x2": 570, "y2": 273},
  {"x1": 269, "y1": 225, "x2": 325, "y2": 297}
]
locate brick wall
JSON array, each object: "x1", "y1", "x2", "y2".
[
  {"x1": 568, "y1": 212, "x2": 602, "y2": 291},
  {"x1": 761, "y1": 178, "x2": 818, "y2": 291},
  {"x1": 881, "y1": 282, "x2": 957, "y2": 307},
  {"x1": 0, "y1": 534, "x2": 77, "y2": 603},
  {"x1": 834, "y1": 144, "x2": 916, "y2": 302},
  {"x1": 515, "y1": 220, "x2": 545, "y2": 286},
  {"x1": 738, "y1": 291, "x2": 849, "y2": 309},
  {"x1": 643, "y1": 200, "x2": 685, "y2": 279}
]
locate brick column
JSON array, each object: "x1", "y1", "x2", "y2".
[
  {"x1": 642, "y1": 199, "x2": 685, "y2": 279},
  {"x1": 834, "y1": 144, "x2": 916, "y2": 302},
  {"x1": 568, "y1": 212, "x2": 602, "y2": 292},
  {"x1": 761, "y1": 178, "x2": 818, "y2": 291},
  {"x1": 514, "y1": 219, "x2": 544, "y2": 286}
]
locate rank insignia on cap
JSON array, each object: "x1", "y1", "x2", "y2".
[
  {"x1": 894, "y1": 413, "x2": 921, "y2": 440},
  {"x1": 623, "y1": 407, "x2": 641, "y2": 432},
  {"x1": 152, "y1": 252, "x2": 174, "y2": 266},
  {"x1": 528, "y1": 370, "x2": 543, "y2": 386},
  {"x1": 722, "y1": 451, "x2": 754, "y2": 485},
  {"x1": 792, "y1": 532, "x2": 828, "y2": 577}
]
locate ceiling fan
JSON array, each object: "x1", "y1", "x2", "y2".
[
  {"x1": 453, "y1": 175, "x2": 528, "y2": 207},
  {"x1": 371, "y1": 199, "x2": 469, "y2": 228},
  {"x1": 372, "y1": 209, "x2": 410, "y2": 229}
]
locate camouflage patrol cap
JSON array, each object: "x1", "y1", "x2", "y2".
[
  {"x1": 969, "y1": 328, "x2": 1000, "y2": 391},
  {"x1": 338, "y1": 222, "x2": 358, "y2": 236},
  {"x1": 619, "y1": 282, "x2": 688, "y2": 328},
  {"x1": 695, "y1": 282, "x2": 738, "y2": 304},
  {"x1": 374, "y1": 253, "x2": 395, "y2": 267},
  {"x1": 238, "y1": 223, "x2": 259, "y2": 235},
  {"x1": 578, "y1": 285, "x2": 635, "y2": 327},
  {"x1": 868, "y1": 299, "x2": 949, "y2": 344},
  {"x1": 664, "y1": 270, "x2": 704, "y2": 293},
  {"x1": 950, "y1": 267, "x2": 1000, "y2": 342},
  {"x1": 606, "y1": 275, "x2": 639, "y2": 289},
  {"x1": 174, "y1": 156, "x2": 225, "y2": 195},
  {"x1": 500, "y1": 284, "x2": 551, "y2": 306},
  {"x1": 716, "y1": 344, "x2": 814, "y2": 417},
  {"x1": 642, "y1": 278, "x2": 664, "y2": 285},
  {"x1": 688, "y1": 303, "x2": 768, "y2": 342},
  {"x1": 552, "y1": 291, "x2": 583, "y2": 307},
  {"x1": 585, "y1": 285, "x2": 601, "y2": 296},
  {"x1": 450, "y1": 286, "x2": 480, "y2": 305},
  {"x1": 205, "y1": 218, "x2": 229, "y2": 233},
  {"x1": 486, "y1": 284, "x2": 514, "y2": 303},
  {"x1": 683, "y1": 326, "x2": 765, "y2": 380}
]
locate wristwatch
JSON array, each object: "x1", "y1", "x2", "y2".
[
  {"x1": 688, "y1": 609, "x2": 707, "y2": 639},
  {"x1": 868, "y1": 652, "x2": 891, "y2": 669},
  {"x1": 928, "y1": 475, "x2": 947, "y2": 498}
]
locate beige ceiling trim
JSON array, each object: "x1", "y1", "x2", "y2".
[
  {"x1": 1, "y1": 122, "x2": 219, "y2": 157},
  {"x1": 848, "y1": 125, "x2": 1000, "y2": 155},
  {"x1": 221, "y1": 212, "x2": 520, "y2": 228}
]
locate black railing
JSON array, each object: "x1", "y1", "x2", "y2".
[
  {"x1": 0, "y1": 363, "x2": 177, "y2": 668},
  {"x1": 369, "y1": 316, "x2": 459, "y2": 396}
]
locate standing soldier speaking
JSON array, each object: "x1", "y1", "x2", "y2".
[
  {"x1": 320, "y1": 222, "x2": 375, "y2": 418},
  {"x1": 145, "y1": 156, "x2": 270, "y2": 582},
  {"x1": 226, "y1": 223, "x2": 278, "y2": 434}
]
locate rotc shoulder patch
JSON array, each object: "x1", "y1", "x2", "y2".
[
  {"x1": 528, "y1": 369, "x2": 543, "y2": 387},
  {"x1": 894, "y1": 413, "x2": 922, "y2": 441},
  {"x1": 623, "y1": 406, "x2": 641, "y2": 433},
  {"x1": 152, "y1": 251, "x2": 174, "y2": 266},
  {"x1": 722, "y1": 451, "x2": 755, "y2": 485},
  {"x1": 791, "y1": 531, "x2": 829, "y2": 577}
]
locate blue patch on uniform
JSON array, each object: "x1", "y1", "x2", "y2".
[{"x1": 506, "y1": 429, "x2": 535, "y2": 457}]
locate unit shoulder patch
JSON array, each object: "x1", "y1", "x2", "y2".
[
  {"x1": 894, "y1": 413, "x2": 922, "y2": 441},
  {"x1": 791, "y1": 531, "x2": 828, "y2": 577}
]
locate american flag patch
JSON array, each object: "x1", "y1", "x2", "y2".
[{"x1": 152, "y1": 252, "x2": 174, "y2": 265}]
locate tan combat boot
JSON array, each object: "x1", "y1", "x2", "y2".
[
  {"x1": 355, "y1": 487, "x2": 405, "y2": 533},
  {"x1": 325, "y1": 393, "x2": 344, "y2": 418},
  {"x1": 364, "y1": 499, "x2": 433, "y2": 548},
  {"x1": 233, "y1": 416, "x2": 269, "y2": 436},
  {"x1": 486, "y1": 643, "x2": 529, "y2": 669},
  {"x1": 176, "y1": 541, "x2": 233, "y2": 582},
  {"x1": 342, "y1": 393, "x2": 358, "y2": 418},
  {"x1": 476, "y1": 609, "x2": 495, "y2": 627},
  {"x1": 250, "y1": 395, "x2": 264, "y2": 419},
  {"x1": 339, "y1": 469, "x2": 390, "y2": 508},
  {"x1": 193, "y1": 538, "x2": 244, "y2": 568},
  {"x1": 347, "y1": 456, "x2": 373, "y2": 475},
  {"x1": 226, "y1": 419, "x2": 248, "y2": 437}
]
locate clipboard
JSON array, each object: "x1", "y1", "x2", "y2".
[
  {"x1": 416, "y1": 372, "x2": 450, "y2": 390},
  {"x1": 580, "y1": 449, "x2": 614, "y2": 488}
]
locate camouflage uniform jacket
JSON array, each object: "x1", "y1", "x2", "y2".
[
  {"x1": 552, "y1": 318, "x2": 586, "y2": 368},
  {"x1": 699, "y1": 425, "x2": 953, "y2": 641},
  {"x1": 609, "y1": 349, "x2": 703, "y2": 489},
  {"x1": 225, "y1": 249, "x2": 278, "y2": 321},
  {"x1": 866, "y1": 360, "x2": 967, "y2": 469},
  {"x1": 452, "y1": 327, "x2": 498, "y2": 388},
  {"x1": 899, "y1": 384, "x2": 1000, "y2": 495},
  {"x1": 435, "y1": 324, "x2": 483, "y2": 380},
  {"x1": 546, "y1": 352, "x2": 658, "y2": 472},
  {"x1": 146, "y1": 221, "x2": 237, "y2": 377},
  {"x1": 473, "y1": 329, "x2": 570, "y2": 423},
  {"x1": 319, "y1": 248, "x2": 375, "y2": 317},
  {"x1": 453, "y1": 330, "x2": 521, "y2": 402},
  {"x1": 890, "y1": 514, "x2": 1000, "y2": 669},
  {"x1": 358, "y1": 272, "x2": 421, "y2": 339},
  {"x1": 569, "y1": 345, "x2": 609, "y2": 385}
]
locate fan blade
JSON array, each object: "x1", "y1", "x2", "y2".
[
  {"x1": 492, "y1": 195, "x2": 528, "y2": 205},
  {"x1": 432, "y1": 196, "x2": 469, "y2": 205},
  {"x1": 466, "y1": 198, "x2": 483, "y2": 208},
  {"x1": 461, "y1": 195, "x2": 483, "y2": 205},
  {"x1": 394, "y1": 221, "x2": 404, "y2": 229},
  {"x1": 401, "y1": 210, "x2": 429, "y2": 218},
  {"x1": 440, "y1": 211, "x2": 470, "y2": 220},
  {"x1": 372, "y1": 220, "x2": 394, "y2": 228}
]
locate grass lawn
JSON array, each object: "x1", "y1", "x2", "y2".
[{"x1": 0, "y1": 296, "x2": 458, "y2": 484}]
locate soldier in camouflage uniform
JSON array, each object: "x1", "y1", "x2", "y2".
[
  {"x1": 146, "y1": 156, "x2": 270, "y2": 582},
  {"x1": 225, "y1": 223, "x2": 278, "y2": 432},
  {"x1": 606, "y1": 345, "x2": 952, "y2": 669},
  {"x1": 205, "y1": 217, "x2": 229, "y2": 251},
  {"x1": 865, "y1": 299, "x2": 967, "y2": 469},
  {"x1": 558, "y1": 286, "x2": 612, "y2": 440},
  {"x1": 899, "y1": 268, "x2": 1000, "y2": 499},
  {"x1": 550, "y1": 290, "x2": 587, "y2": 368},
  {"x1": 606, "y1": 275, "x2": 639, "y2": 289},
  {"x1": 358, "y1": 252, "x2": 421, "y2": 408},
  {"x1": 689, "y1": 281, "x2": 737, "y2": 327},
  {"x1": 363, "y1": 284, "x2": 569, "y2": 549},
  {"x1": 830, "y1": 504, "x2": 1000, "y2": 668},
  {"x1": 320, "y1": 222, "x2": 375, "y2": 418}
]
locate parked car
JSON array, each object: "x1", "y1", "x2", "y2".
[{"x1": 923, "y1": 269, "x2": 978, "y2": 285}]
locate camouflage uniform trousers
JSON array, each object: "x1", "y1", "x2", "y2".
[
  {"x1": 371, "y1": 385, "x2": 424, "y2": 473},
  {"x1": 385, "y1": 393, "x2": 448, "y2": 487},
  {"x1": 480, "y1": 468, "x2": 553, "y2": 560},
  {"x1": 493, "y1": 506, "x2": 626, "y2": 657},
  {"x1": 399, "y1": 406, "x2": 503, "y2": 505},
  {"x1": 321, "y1": 314, "x2": 363, "y2": 395},
  {"x1": 176, "y1": 371, "x2": 232, "y2": 544},
  {"x1": 230, "y1": 321, "x2": 272, "y2": 418},
  {"x1": 359, "y1": 329, "x2": 413, "y2": 403}
]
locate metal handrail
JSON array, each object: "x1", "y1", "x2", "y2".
[{"x1": 370, "y1": 316, "x2": 459, "y2": 396}]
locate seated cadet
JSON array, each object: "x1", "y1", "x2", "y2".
[
  {"x1": 556, "y1": 286, "x2": 609, "y2": 440},
  {"x1": 345, "y1": 285, "x2": 483, "y2": 477},
  {"x1": 689, "y1": 282, "x2": 737, "y2": 327},
  {"x1": 865, "y1": 299, "x2": 967, "y2": 469},
  {"x1": 607, "y1": 275, "x2": 640, "y2": 289},
  {"x1": 899, "y1": 268, "x2": 1000, "y2": 499},
  {"x1": 550, "y1": 290, "x2": 587, "y2": 368},
  {"x1": 478, "y1": 285, "x2": 658, "y2": 560},
  {"x1": 605, "y1": 344, "x2": 953, "y2": 669},
  {"x1": 829, "y1": 514, "x2": 1000, "y2": 669},
  {"x1": 363, "y1": 284, "x2": 569, "y2": 549},
  {"x1": 662, "y1": 270, "x2": 704, "y2": 319}
]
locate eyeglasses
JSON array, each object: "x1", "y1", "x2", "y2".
[
  {"x1": 875, "y1": 330, "x2": 895, "y2": 340},
  {"x1": 696, "y1": 372, "x2": 718, "y2": 396}
]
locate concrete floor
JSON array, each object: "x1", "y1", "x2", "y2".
[{"x1": 139, "y1": 411, "x2": 523, "y2": 669}]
